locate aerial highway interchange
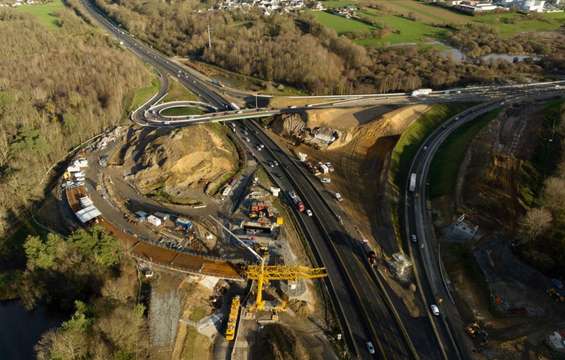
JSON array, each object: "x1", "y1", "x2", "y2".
[{"x1": 77, "y1": 0, "x2": 564, "y2": 358}]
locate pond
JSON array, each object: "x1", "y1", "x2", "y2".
[
  {"x1": 0, "y1": 301, "x2": 64, "y2": 360},
  {"x1": 437, "y1": 42, "x2": 537, "y2": 64}
]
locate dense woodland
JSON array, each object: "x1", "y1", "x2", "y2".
[
  {"x1": 0, "y1": 8, "x2": 149, "y2": 244},
  {"x1": 96, "y1": 0, "x2": 563, "y2": 94},
  {"x1": 23, "y1": 228, "x2": 148, "y2": 359}
]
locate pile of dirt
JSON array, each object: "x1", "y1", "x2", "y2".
[
  {"x1": 271, "y1": 112, "x2": 306, "y2": 138},
  {"x1": 124, "y1": 126, "x2": 238, "y2": 201},
  {"x1": 250, "y1": 324, "x2": 313, "y2": 360}
]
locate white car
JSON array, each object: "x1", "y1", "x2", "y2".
[
  {"x1": 306, "y1": 209, "x2": 313, "y2": 217},
  {"x1": 321, "y1": 178, "x2": 331, "y2": 184},
  {"x1": 245, "y1": 137, "x2": 251, "y2": 142},
  {"x1": 366, "y1": 341, "x2": 375, "y2": 354},
  {"x1": 430, "y1": 304, "x2": 440, "y2": 316}
]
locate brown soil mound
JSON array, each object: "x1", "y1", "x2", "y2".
[
  {"x1": 295, "y1": 104, "x2": 430, "y2": 253},
  {"x1": 250, "y1": 324, "x2": 312, "y2": 360},
  {"x1": 127, "y1": 125, "x2": 238, "y2": 201}
]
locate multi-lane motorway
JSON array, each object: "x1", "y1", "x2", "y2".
[{"x1": 78, "y1": 0, "x2": 564, "y2": 358}]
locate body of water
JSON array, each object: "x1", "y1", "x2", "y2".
[{"x1": 0, "y1": 301, "x2": 63, "y2": 360}]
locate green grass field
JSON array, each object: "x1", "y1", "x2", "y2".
[
  {"x1": 316, "y1": 0, "x2": 565, "y2": 47},
  {"x1": 356, "y1": 9, "x2": 448, "y2": 46},
  {"x1": 309, "y1": 11, "x2": 374, "y2": 34},
  {"x1": 163, "y1": 77, "x2": 198, "y2": 102},
  {"x1": 161, "y1": 106, "x2": 204, "y2": 116},
  {"x1": 319, "y1": 0, "x2": 356, "y2": 9},
  {"x1": 14, "y1": 0, "x2": 64, "y2": 29},
  {"x1": 473, "y1": 12, "x2": 565, "y2": 37},
  {"x1": 389, "y1": 103, "x2": 473, "y2": 191},
  {"x1": 429, "y1": 109, "x2": 499, "y2": 198},
  {"x1": 129, "y1": 78, "x2": 160, "y2": 111}
]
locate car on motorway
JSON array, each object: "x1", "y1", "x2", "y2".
[
  {"x1": 272, "y1": 160, "x2": 279, "y2": 166},
  {"x1": 431, "y1": 304, "x2": 440, "y2": 316},
  {"x1": 321, "y1": 178, "x2": 331, "y2": 184},
  {"x1": 366, "y1": 341, "x2": 375, "y2": 354},
  {"x1": 410, "y1": 234, "x2": 417, "y2": 243},
  {"x1": 256, "y1": 145, "x2": 263, "y2": 151},
  {"x1": 306, "y1": 209, "x2": 313, "y2": 217},
  {"x1": 244, "y1": 137, "x2": 251, "y2": 142}
]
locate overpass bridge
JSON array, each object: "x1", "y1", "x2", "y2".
[{"x1": 140, "y1": 81, "x2": 564, "y2": 127}]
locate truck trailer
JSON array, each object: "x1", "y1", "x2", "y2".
[
  {"x1": 411, "y1": 88, "x2": 432, "y2": 97},
  {"x1": 409, "y1": 173, "x2": 417, "y2": 192}
]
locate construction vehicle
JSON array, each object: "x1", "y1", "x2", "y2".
[
  {"x1": 225, "y1": 295, "x2": 240, "y2": 341},
  {"x1": 548, "y1": 279, "x2": 565, "y2": 302}
]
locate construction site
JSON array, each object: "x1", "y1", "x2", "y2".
[{"x1": 58, "y1": 121, "x2": 335, "y2": 359}]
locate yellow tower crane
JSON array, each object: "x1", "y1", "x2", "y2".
[
  {"x1": 208, "y1": 216, "x2": 327, "y2": 312},
  {"x1": 245, "y1": 260, "x2": 327, "y2": 311}
]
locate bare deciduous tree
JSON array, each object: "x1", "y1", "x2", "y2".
[{"x1": 519, "y1": 207, "x2": 553, "y2": 242}]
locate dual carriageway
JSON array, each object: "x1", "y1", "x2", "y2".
[{"x1": 79, "y1": 0, "x2": 564, "y2": 358}]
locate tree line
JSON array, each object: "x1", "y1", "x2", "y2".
[{"x1": 94, "y1": 0, "x2": 556, "y2": 95}]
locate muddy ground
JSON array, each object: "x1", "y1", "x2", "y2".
[{"x1": 439, "y1": 101, "x2": 564, "y2": 358}]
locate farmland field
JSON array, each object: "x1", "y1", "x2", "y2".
[
  {"x1": 371, "y1": 0, "x2": 470, "y2": 24},
  {"x1": 316, "y1": 0, "x2": 565, "y2": 47},
  {"x1": 357, "y1": 8, "x2": 447, "y2": 46}
]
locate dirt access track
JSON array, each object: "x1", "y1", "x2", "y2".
[
  {"x1": 291, "y1": 104, "x2": 431, "y2": 255},
  {"x1": 65, "y1": 186, "x2": 242, "y2": 279}
]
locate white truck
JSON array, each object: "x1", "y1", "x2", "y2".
[
  {"x1": 229, "y1": 102, "x2": 240, "y2": 111},
  {"x1": 409, "y1": 173, "x2": 417, "y2": 192},
  {"x1": 411, "y1": 88, "x2": 433, "y2": 97}
]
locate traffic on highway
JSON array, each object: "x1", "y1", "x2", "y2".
[{"x1": 79, "y1": 0, "x2": 565, "y2": 358}]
